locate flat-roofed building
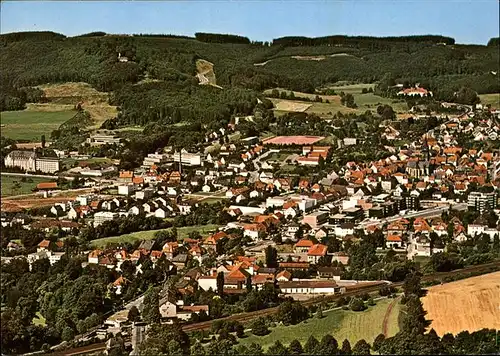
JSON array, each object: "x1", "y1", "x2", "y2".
[
  {"x1": 278, "y1": 280, "x2": 345, "y2": 295},
  {"x1": 172, "y1": 150, "x2": 202, "y2": 166},
  {"x1": 302, "y1": 211, "x2": 328, "y2": 228},
  {"x1": 94, "y1": 211, "x2": 119, "y2": 226},
  {"x1": 143, "y1": 153, "x2": 169, "y2": 167},
  {"x1": 86, "y1": 132, "x2": 121, "y2": 146},
  {"x1": 35, "y1": 157, "x2": 60, "y2": 173}
]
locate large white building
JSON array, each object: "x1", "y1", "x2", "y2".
[
  {"x1": 94, "y1": 211, "x2": 119, "y2": 226},
  {"x1": 278, "y1": 280, "x2": 345, "y2": 295},
  {"x1": 35, "y1": 158, "x2": 60, "y2": 174},
  {"x1": 4, "y1": 151, "x2": 60, "y2": 174},
  {"x1": 142, "y1": 153, "x2": 169, "y2": 167},
  {"x1": 86, "y1": 132, "x2": 121, "y2": 146},
  {"x1": 467, "y1": 192, "x2": 497, "y2": 212},
  {"x1": 467, "y1": 224, "x2": 499, "y2": 241},
  {"x1": 171, "y1": 149, "x2": 202, "y2": 166}
]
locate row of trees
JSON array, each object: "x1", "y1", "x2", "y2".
[
  {"x1": 272, "y1": 35, "x2": 456, "y2": 47},
  {"x1": 78, "y1": 214, "x2": 169, "y2": 242}
]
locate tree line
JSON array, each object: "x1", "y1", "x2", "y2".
[{"x1": 272, "y1": 34, "x2": 456, "y2": 47}]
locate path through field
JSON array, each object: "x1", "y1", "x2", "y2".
[{"x1": 382, "y1": 296, "x2": 401, "y2": 336}]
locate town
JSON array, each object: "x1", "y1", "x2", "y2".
[
  {"x1": 3, "y1": 94, "x2": 500, "y2": 354},
  {"x1": 1, "y1": 5, "x2": 499, "y2": 355}
]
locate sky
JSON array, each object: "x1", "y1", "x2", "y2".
[{"x1": 1, "y1": 1, "x2": 499, "y2": 44}]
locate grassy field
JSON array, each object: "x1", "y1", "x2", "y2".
[
  {"x1": 266, "y1": 152, "x2": 292, "y2": 162},
  {"x1": 265, "y1": 86, "x2": 408, "y2": 118},
  {"x1": 1, "y1": 175, "x2": 57, "y2": 197},
  {"x1": 422, "y1": 271, "x2": 500, "y2": 336},
  {"x1": 199, "y1": 197, "x2": 226, "y2": 205},
  {"x1": 479, "y1": 93, "x2": 500, "y2": 108},
  {"x1": 62, "y1": 157, "x2": 115, "y2": 170},
  {"x1": 90, "y1": 224, "x2": 221, "y2": 248},
  {"x1": 1, "y1": 109, "x2": 75, "y2": 141},
  {"x1": 239, "y1": 298, "x2": 400, "y2": 350},
  {"x1": 327, "y1": 83, "x2": 375, "y2": 94}
]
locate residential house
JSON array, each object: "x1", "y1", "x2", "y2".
[
  {"x1": 276, "y1": 270, "x2": 292, "y2": 282},
  {"x1": 243, "y1": 223, "x2": 266, "y2": 240},
  {"x1": 294, "y1": 239, "x2": 314, "y2": 254},
  {"x1": 307, "y1": 244, "x2": 328, "y2": 264}
]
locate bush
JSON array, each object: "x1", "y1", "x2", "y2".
[
  {"x1": 250, "y1": 317, "x2": 269, "y2": 336},
  {"x1": 359, "y1": 293, "x2": 370, "y2": 301},
  {"x1": 335, "y1": 296, "x2": 348, "y2": 307},
  {"x1": 235, "y1": 323, "x2": 245, "y2": 338},
  {"x1": 349, "y1": 297, "x2": 367, "y2": 312}
]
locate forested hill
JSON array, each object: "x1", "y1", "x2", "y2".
[{"x1": 1, "y1": 31, "x2": 499, "y2": 114}]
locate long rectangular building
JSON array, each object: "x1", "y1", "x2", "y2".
[{"x1": 4, "y1": 151, "x2": 60, "y2": 174}]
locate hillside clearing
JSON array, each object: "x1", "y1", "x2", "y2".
[
  {"x1": 38, "y1": 82, "x2": 117, "y2": 127},
  {"x1": 196, "y1": 59, "x2": 221, "y2": 88},
  {"x1": 479, "y1": 93, "x2": 500, "y2": 108},
  {"x1": 270, "y1": 99, "x2": 312, "y2": 112},
  {"x1": 0, "y1": 109, "x2": 76, "y2": 141},
  {"x1": 422, "y1": 271, "x2": 500, "y2": 336},
  {"x1": 90, "y1": 224, "x2": 221, "y2": 248},
  {"x1": 239, "y1": 297, "x2": 400, "y2": 350},
  {"x1": 39, "y1": 82, "x2": 108, "y2": 99},
  {"x1": 266, "y1": 87, "x2": 408, "y2": 117}
]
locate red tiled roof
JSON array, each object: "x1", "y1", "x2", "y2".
[
  {"x1": 133, "y1": 177, "x2": 144, "y2": 184},
  {"x1": 276, "y1": 270, "x2": 291, "y2": 280},
  {"x1": 113, "y1": 276, "x2": 130, "y2": 286},
  {"x1": 307, "y1": 244, "x2": 327, "y2": 256},
  {"x1": 119, "y1": 171, "x2": 133, "y2": 179},
  {"x1": 37, "y1": 182, "x2": 58, "y2": 190},
  {"x1": 226, "y1": 267, "x2": 250, "y2": 281},
  {"x1": 295, "y1": 239, "x2": 314, "y2": 248},
  {"x1": 387, "y1": 235, "x2": 402, "y2": 242},
  {"x1": 38, "y1": 239, "x2": 50, "y2": 248}
]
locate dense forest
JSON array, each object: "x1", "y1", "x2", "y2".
[
  {"x1": 1, "y1": 31, "x2": 498, "y2": 97},
  {"x1": 1, "y1": 31, "x2": 498, "y2": 164}
]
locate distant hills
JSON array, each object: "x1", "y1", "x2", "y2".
[{"x1": 1, "y1": 30, "x2": 498, "y2": 115}]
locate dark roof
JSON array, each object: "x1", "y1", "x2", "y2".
[
  {"x1": 172, "y1": 254, "x2": 188, "y2": 263},
  {"x1": 278, "y1": 262, "x2": 310, "y2": 269},
  {"x1": 8, "y1": 150, "x2": 36, "y2": 160},
  {"x1": 257, "y1": 267, "x2": 277, "y2": 274},
  {"x1": 184, "y1": 267, "x2": 203, "y2": 279},
  {"x1": 340, "y1": 222, "x2": 355, "y2": 229}
]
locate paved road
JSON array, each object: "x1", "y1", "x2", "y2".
[
  {"x1": 248, "y1": 149, "x2": 279, "y2": 183},
  {"x1": 357, "y1": 203, "x2": 467, "y2": 228}
]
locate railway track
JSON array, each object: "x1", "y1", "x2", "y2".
[
  {"x1": 182, "y1": 261, "x2": 500, "y2": 332},
  {"x1": 54, "y1": 260, "x2": 500, "y2": 355},
  {"x1": 182, "y1": 281, "x2": 386, "y2": 332},
  {"x1": 52, "y1": 342, "x2": 106, "y2": 356}
]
